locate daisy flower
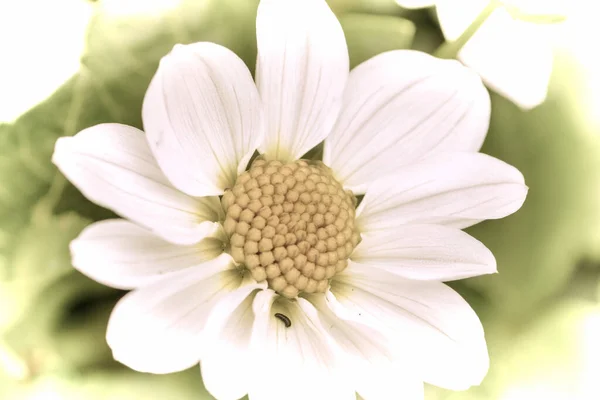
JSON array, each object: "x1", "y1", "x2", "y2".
[
  {"x1": 52, "y1": 0, "x2": 528, "y2": 398},
  {"x1": 397, "y1": 0, "x2": 566, "y2": 109}
]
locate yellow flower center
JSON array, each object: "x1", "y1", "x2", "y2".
[{"x1": 221, "y1": 159, "x2": 360, "y2": 298}]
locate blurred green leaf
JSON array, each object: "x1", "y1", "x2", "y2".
[
  {"x1": 3, "y1": 271, "x2": 120, "y2": 378},
  {"x1": 1, "y1": 209, "x2": 90, "y2": 331},
  {"x1": 12, "y1": 210, "x2": 88, "y2": 282},
  {"x1": 3, "y1": 368, "x2": 212, "y2": 400},
  {"x1": 339, "y1": 13, "x2": 416, "y2": 67}
]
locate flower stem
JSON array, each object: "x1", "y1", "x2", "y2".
[{"x1": 433, "y1": 0, "x2": 501, "y2": 59}]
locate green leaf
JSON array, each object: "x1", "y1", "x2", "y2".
[
  {"x1": 339, "y1": 13, "x2": 416, "y2": 68},
  {"x1": 0, "y1": 207, "x2": 120, "y2": 376},
  {"x1": 1, "y1": 209, "x2": 90, "y2": 331},
  {"x1": 3, "y1": 271, "x2": 120, "y2": 377}
]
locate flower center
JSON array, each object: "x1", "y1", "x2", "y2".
[{"x1": 221, "y1": 159, "x2": 360, "y2": 298}]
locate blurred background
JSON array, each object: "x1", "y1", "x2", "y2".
[{"x1": 0, "y1": 0, "x2": 599, "y2": 399}]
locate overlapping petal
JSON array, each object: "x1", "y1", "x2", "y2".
[
  {"x1": 106, "y1": 254, "x2": 241, "y2": 374},
  {"x1": 52, "y1": 124, "x2": 222, "y2": 245},
  {"x1": 398, "y1": 0, "x2": 554, "y2": 109},
  {"x1": 351, "y1": 224, "x2": 496, "y2": 281},
  {"x1": 143, "y1": 42, "x2": 263, "y2": 196},
  {"x1": 324, "y1": 50, "x2": 490, "y2": 194},
  {"x1": 331, "y1": 263, "x2": 489, "y2": 390},
  {"x1": 458, "y1": 7, "x2": 554, "y2": 109},
  {"x1": 356, "y1": 152, "x2": 527, "y2": 231},
  {"x1": 200, "y1": 282, "x2": 265, "y2": 400},
  {"x1": 248, "y1": 290, "x2": 354, "y2": 400},
  {"x1": 306, "y1": 294, "x2": 424, "y2": 400},
  {"x1": 70, "y1": 219, "x2": 225, "y2": 290},
  {"x1": 256, "y1": 0, "x2": 349, "y2": 162}
]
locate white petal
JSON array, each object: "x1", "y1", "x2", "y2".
[
  {"x1": 305, "y1": 294, "x2": 424, "y2": 400},
  {"x1": 435, "y1": 0, "x2": 489, "y2": 41},
  {"x1": 356, "y1": 152, "x2": 527, "y2": 230},
  {"x1": 458, "y1": 7, "x2": 554, "y2": 109},
  {"x1": 143, "y1": 42, "x2": 263, "y2": 196},
  {"x1": 53, "y1": 124, "x2": 222, "y2": 245},
  {"x1": 201, "y1": 282, "x2": 266, "y2": 400},
  {"x1": 106, "y1": 254, "x2": 241, "y2": 374},
  {"x1": 394, "y1": 0, "x2": 437, "y2": 9},
  {"x1": 256, "y1": 0, "x2": 349, "y2": 162},
  {"x1": 351, "y1": 224, "x2": 496, "y2": 281},
  {"x1": 331, "y1": 263, "x2": 489, "y2": 390},
  {"x1": 70, "y1": 219, "x2": 224, "y2": 290},
  {"x1": 248, "y1": 290, "x2": 354, "y2": 400},
  {"x1": 323, "y1": 50, "x2": 490, "y2": 194}
]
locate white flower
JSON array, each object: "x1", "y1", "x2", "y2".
[
  {"x1": 52, "y1": 0, "x2": 528, "y2": 399},
  {"x1": 397, "y1": 0, "x2": 565, "y2": 109}
]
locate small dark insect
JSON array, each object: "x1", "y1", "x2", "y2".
[{"x1": 274, "y1": 313, "x2": 291, "y2": 328}]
